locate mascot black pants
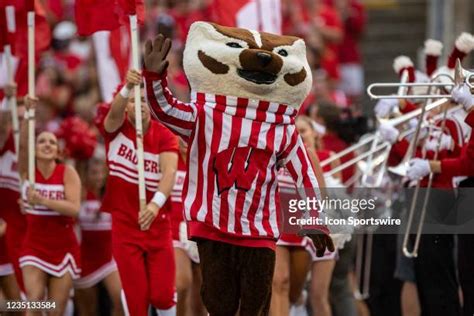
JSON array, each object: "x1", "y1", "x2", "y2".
[{"x1": 197, "y1": 239, "x2": 275, "y2": 316}]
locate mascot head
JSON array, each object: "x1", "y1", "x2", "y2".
[{"x1": 183, "y1": 22, "x2": 312, "y2": 109}]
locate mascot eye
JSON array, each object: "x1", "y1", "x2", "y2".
[
  {"x1": 277, "y1": 49, "x2": 288, "y2": 57},
  {"x1": 226, "y1": 42, "x2": 243, "y2": 48}
]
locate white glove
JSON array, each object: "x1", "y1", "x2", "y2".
[
  {"x1": 423, "y1": 131, "x2": 453, "y2": 152},
  {"x1": 378, "y1": 123, "x2": 400, "y2": 144},
  {"x1": 452, "y1": 84, "x2": 474, "y2": 111},
  {"x1": 374, "y1": 98, "x2": 399, "y2": 118},
  {"x1": 407, "y1": 158, "x2": 431, "y2": 180}
]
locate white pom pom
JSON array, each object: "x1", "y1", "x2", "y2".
[
  {"x1": 455, "y1": 32, "x2": 474, "y2": 53},
  {"x1": 424, "y1": 39, "x2": 443, "y2": 56},
  {"x1": 393, "y1": 55, "x2": 414, "y2": 74}
]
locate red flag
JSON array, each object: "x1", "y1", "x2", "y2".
[
  {"x1": 115, "y1": 0, "x2": 144, "y2": 25},
  {"x1": 0, "y1": 1, "x2": 50, "y2": 96},
  {"x1": 211, "y1": 0, "x2": 282, "y2": 34},
  {"x1": 75, "y1": 0, "x2": 121, "y2": 36},
  {"x1": 4, "y1": 0, "x2": 52, "y2": 59},
  {"x1": 75, "y1": 0, "x2": 144, "y2": 36}
]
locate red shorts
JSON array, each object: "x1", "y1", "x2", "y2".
[
  {"x1": 75, "y1": 230, "x2": 116, "y2": 289},
  {"x1": 19, "y1": 216, "x2": 81, "y2": 279},
  {"x1": 277, "y1": 233, "x2": 338, "y2": 262},
  {"x1": 172, "y1": 221, "x2": 200, "y2": 264}
]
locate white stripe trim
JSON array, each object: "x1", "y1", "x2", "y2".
[
  {"x1": 19, "y1": 254, "x2": 81, "y2": 279},
  {"x1": 25, "y1": 209, "x2": 61, "y2": 216},
  {"x1": 121, "y1": 290, "x2": 130, "y2": 316},
  {"x1": 109, "y1": 163, "x2": 160, "y2": 184}
]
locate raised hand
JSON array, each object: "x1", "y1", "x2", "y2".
[
  {"x1": 125, "y1": 69, "x2": 142, "y2": 89},
  {"x1": 144, "y1": 34, "x2": 172, "y2": 74}
]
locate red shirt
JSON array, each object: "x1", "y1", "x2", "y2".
[
  {"x1": 388, "y1": 114, "x2": 465, "y2": 188},
  {"x1": 338, "y1": 1, "x2": 366, "y2": 64},
  {"x1": 21, "y1": 164, "x2": 78, "y2": 253},
  {"x1": 96, "y1": 104, "x2": 179, "y2": 222},
  {"x1": 441, "y1": 110, "x2": 474, "y2": 176},
  {"x1": 322, "y1": 132, "x2": 355, "y2": 183}
]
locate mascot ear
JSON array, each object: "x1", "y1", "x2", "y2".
[{"x1": 188, "y1": 21, "x2": 215, "y2": 39}]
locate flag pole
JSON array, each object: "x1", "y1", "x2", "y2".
[
  {"x1": 27, "y1": 4, "x2": 35, "y2": 188},
  {"x1": 129, "y1": 14, "x2": 147, "y2": 228},
  {"x1": 5, "y1": 6, "x2": 19, "y2": 154}
]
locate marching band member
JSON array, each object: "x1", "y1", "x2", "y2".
[
  {"x1": 0, "y1": 84, "x2": 27, "y2": 293},
  {"x1": 408, "y1": 83, "x2": 474, "y2": 316},
  {"x1": 19, "y1": 97, "x2": 82, "y2": 315},
  {"x1": 96, "y1": 69, "x2": 178, "y2": 316},
  {"x1": 171, "y1": 139, "x2": 206, "y2": 316},
  {"x1": 74, "y1": 158, "x2": 124, "y2": 316},
  {"x1": 381, "y1": 101, "x2": 465, "y2": 316}
]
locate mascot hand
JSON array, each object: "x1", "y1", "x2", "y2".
[
  {"x1": 308, "y1": 232, "x2": 335, "y2": 257},
  {"x1": 144, "y1": 34, "x2": 172, "y2": 75}
]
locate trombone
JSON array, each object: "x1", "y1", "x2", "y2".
[
  {"x1": 360, "y1": 69, "x2": 411, "y2": 187},
  {"x1": 320, "y1": 82, "x2": 451, "y2": 172},
  {"x1": 367, "y1": 71, "x2": 474, "y2": 100},
  {"x1": 401, "y1": 60, "x2": 464, "y2": 258},
  {"x1": 323, "y1": 126, "x2": 418, "y2": 179},
  {"x1": 380, "y1": 71, "x2": 457, "y2": 177}
]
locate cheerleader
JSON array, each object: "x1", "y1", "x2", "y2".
[
  {"x1": 0, "y1": 219, "x2": 22, "y2": 302},
  {"x1": 96, "y1": 69, "x2": 178, "y2": 316},
  {"x1": 171, "y1": 139, "x2": 206, "y2": 316},
  {"x1": 18, "y1": 97, "x2": 82, "y2": 315},
  {"x1": 297, "y1": 116, "x2": 339, "y2": 316},
  {"x1": 270, "y1": 116, "x2": 339, "y2": 316},
  {"x1": 74, "y1": 158, "x2": 123, "y2": 316},
  {"x1": 0, "y1": 84, "x2": 27, "y2": 292}
]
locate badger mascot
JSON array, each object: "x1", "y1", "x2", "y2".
[{"x1": 143, "y1": 22, "x2": 334, "y2": 316}]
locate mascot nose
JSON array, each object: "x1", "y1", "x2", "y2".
[{"x1": 256, "y1": 52, "x2": 273, "y2": 67}]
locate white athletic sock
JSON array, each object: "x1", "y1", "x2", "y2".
[
  {"x1": 292, "y1": 303, "x2": 308, "y2": 316},
  {"x1": 291, "y1": 289, "x2": 308, "y2": 316},
  {"x1": 64, "y1": 298, "x2": 74, "y2": 316},
  {"x1": 156, "y1": 305, "x2": 176, "y2": 316}
]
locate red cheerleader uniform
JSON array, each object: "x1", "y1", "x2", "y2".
[
  {"x1": 170, "y1": 155, "x2": 199, "y2": 263},
  {"x1": 75, "y1": 191, "x2": 116, "y2": 289},
  {"x1": 0, "y1": 131, "x2": 26, "y2": 288},
  {"x1": 0, "y1": 235, "x2": 14, "y2": 277},
  {"x1": 276, "y1": 150, "x2": 337, "y2": 261},
  {"x1": 96, "y1": 104, "x2": 178, "y2": 316},
  {"x1": 19, "y1": 164, "x2": 81, "y2": 279}
]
